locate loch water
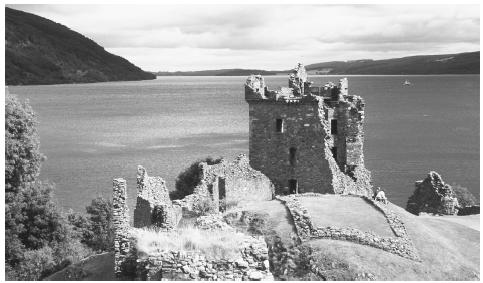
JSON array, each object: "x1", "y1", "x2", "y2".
[{"x1": 10, "y1": 75, "x2": 479, "y2": 212}]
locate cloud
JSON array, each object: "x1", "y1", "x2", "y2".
[{"x1": 7, "y1": 4, "x2": 480, "y2": 70}]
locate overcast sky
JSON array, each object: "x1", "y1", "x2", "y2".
[{"x1": 8, "y1": 4, "x2": 480, "y2": 71}]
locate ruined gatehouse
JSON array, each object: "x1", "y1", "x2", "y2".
[{"x1": 245, "y1": 63, "x2": 372, "y2": 196}]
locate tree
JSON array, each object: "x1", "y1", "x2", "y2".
[
  {"x1": 170, "y1": 157, "x2": 223, "y2": 200},
  {"x1": 452, "y1": 184, "x2": 478, "y2": 207},
  {"x1": 5, "y1": 91, "x2": 90, "y2": 280},
  {"x1": 5, "y1": 91, "x2": 45, "y2": 267},
  {"x1": 85, "y1": 197, "x2": 114, "y2": 251},
  {"x1": 5, "y1": 91, "x2": 43, "y2": 194},
  {"x1": 67, "y1": 197, "x2": 114, "y2": 252}
]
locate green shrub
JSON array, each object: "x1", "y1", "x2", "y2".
[
  {"x1": 15, "y1": 246, "x2": 55, "y2": 281},
  {"x1": 193, "y1": 198, "x2": 218, "y2": 216},
  {"x1": 67, "y1": 197, "x2": 114, "y2": 252},
  {"x1": 5, "y1": 91, "x2": 43, "y2": 194},
  {"x1": 170, "y1": 157, "x2": 223, "y2": 200},
  {"x1": 452, "y1": 184, "x2": 478, "y2": 207},
  {"x1": 5, "y1": 92, "x2": 95, "y2": 280},
  {"x1": 85, "y1": 197, "x2": 114, "y2": 251}
]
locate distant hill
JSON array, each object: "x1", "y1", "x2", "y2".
[
  {"x1": 304, "y1": 52, "x2": 480, "y2": 75},
  {"x1": 154, "y1": 51, "x2": 479, "y2": 76},
  {"x1": 5, "y1": 7, "x2": 155, "y2": 85},
  {"x1": 154, "y1": 69, "x2": 278, "y2": 76}
]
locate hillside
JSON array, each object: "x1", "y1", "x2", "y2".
[
  {"x1": 5, "y1": 7, "x2": 155, "y2": 85},
  {"x1": 46, "y1": 197, "x2": 479, "y2": 281},
  {"x1": 304, "y1": 51, "x2": 480, "y2": 75},
  {"x1": 154, "y1": 51, "x2": 479, "y2": 76}
]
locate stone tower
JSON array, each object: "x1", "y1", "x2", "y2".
[{"x1": 245, "y1": 63, "x2": 372, "y2": 196}]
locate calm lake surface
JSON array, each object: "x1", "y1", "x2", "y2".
[{"x1": 10, "y1": 75, "x2": 479, "y2": 212}]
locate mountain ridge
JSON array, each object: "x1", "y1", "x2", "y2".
[
  {"x1": 5, "y1": 7, "x2": 156, "y2": 85},
  {"x1": 153, "y1": 51, "x2": 479, "y2": 76}
]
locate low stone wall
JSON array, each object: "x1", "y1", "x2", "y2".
[
  {"x1": 362, "y1": 196, "x2": 407, "y2": 237},
  {"x1": 136, "y1": 236, "x2": 273, "y2": 281},
  {"x1": 312, "y1": 227, "x2": 418, "y2": 260},
  {"x1": 277, "y1": 194, "x2": 420, "y2": 261},
  {"x1": 458, "y1": 205, "x2": 480, "y2": 216},
  {"x1": 275, "y1": 195, "x2": 312, "y2": 240}
]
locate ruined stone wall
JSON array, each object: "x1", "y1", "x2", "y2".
[
  {"x1": 407, "y1": 171, "x2": 459, "y2": 215},
  {"x1": 152, "y1": 203, "x2": 183, "y2": 230},
  {"x1": 135, "y1": 236, "x2": 273, "y2": 281},
  {"x1": 197, "y1": 154, "x2": 275, "y2": 205},
  {"x1": 334, "y1": 96, "x2": 365, "y2": 170},
  {"x1": 133, "y1": 165, "x2": 171, "y2": 228},
  {"x1": 112, "y1": 178, "x2": 132, "y2": 276}
]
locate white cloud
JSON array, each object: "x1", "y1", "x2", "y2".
[{"x1": 8, "y1": 4, "x2": 480, "y2": 71}]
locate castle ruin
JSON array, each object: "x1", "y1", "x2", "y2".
[
  {"x1": 112, "y1": 154, "x2": 274, "y2": 279},
  {"x1": 245, "y1": 63, "x2": 372, "y2": 196},
  {"x1": 111, "y1": 64, "x2": 376, "y2": 279}
]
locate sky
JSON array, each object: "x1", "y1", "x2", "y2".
[{"x1": 8, "y1": 4, "x2": 480, "y2": 71}]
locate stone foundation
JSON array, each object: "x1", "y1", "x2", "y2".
[{"x1": 277, "y1": 194, "x2": 420, "y2": 261}]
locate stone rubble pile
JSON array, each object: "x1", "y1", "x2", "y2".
[{"x1": 195, "y1": 213, "x2": 234, "y2": 231}]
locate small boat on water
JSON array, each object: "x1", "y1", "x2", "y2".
[{"x1": 403, "y1": 80, "x2": 412, "y2": 86}]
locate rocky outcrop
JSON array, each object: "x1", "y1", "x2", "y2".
[{"x1": 406, "y1": 171, "x2": 459, "y2": 215}]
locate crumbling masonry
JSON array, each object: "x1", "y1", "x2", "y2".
[
  {"x1": 406, "y1": 171, "x2": 459, "y2": 215},
  {"x1": 112, "y1": 178, "x2": 131, "y2": 276},
  {"x1": 112, "y1": 155, "x2": 275, "y2": 279},
  {"x1": 133, "y1": 165, "x2": 173, "y2": 228},
  {"x1": 245, "y1": 63, "x2": 372, "y2": 196}
]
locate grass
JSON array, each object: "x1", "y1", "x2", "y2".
[
  {"x1": 133, "y1": 227, "x2": 246, "y2": 259},
  {"x1": 418, "y1": 213, "x2": 480, "y2": 231},
  {"x1": 46, "y1": 198, "x2": 480, "y2": 280},
  {"x1": 299, "y1": 195, "x2": 394, "y2": 237},
  {"x1": 306, "y1": 203, "x2": 480, "y2": 280},
  {"x1": 44, "y1": 252, "x2": 114, "y2": 281},
  {"x1": 237, "y1": 199, "x2": 297, "y2": 244}
]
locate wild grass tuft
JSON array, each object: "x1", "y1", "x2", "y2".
[{"x1": 134, "y1": 226, "x2": 245, "y2": 259}]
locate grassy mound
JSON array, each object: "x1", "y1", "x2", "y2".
[{"x1": 45, "y1": 198, "x2": 479, "y2": 281}]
